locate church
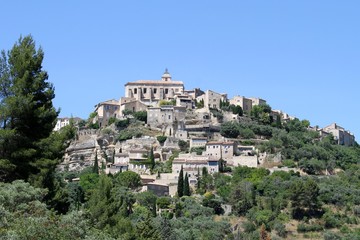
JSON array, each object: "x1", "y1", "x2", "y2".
[{"x1": 124, "y1": 69, "x2": 184, "y2": 106}]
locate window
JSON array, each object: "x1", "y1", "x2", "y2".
[
  {"x1": 175, "y1": 88, "x2": 179, "y2": 92},
  {"x1": 154, "y1": 88, "x2": 157, "y2": 94},
  {"x1": 168, "y1": 115, "x2": 171, "y2": 120},
  {"x1": 165, "y1": 88, "x2": 169, "y2": 94},
  {"x1": 143, "y1": 88, "x2": 147, "y2": 94},
  {"x1": 134, "y1": 88, "x2": 137, "y2": 94}
]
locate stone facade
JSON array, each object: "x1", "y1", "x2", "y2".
[
  {"x1": 205, "y1": 141, "x2": 236, "y2": 160},
  {"x1": 124, "y1": 69, "x2": 184, "y2": 106},
  {"x1": 198, "y1": 90, "x2": 227, "y2": 109},
  {"x1": 189, "y1": 137, "x2": 208, "y2": 149},
  {"x1": 147, "y1": 105, "x2": 186, "y2": 136},
  {"x1": 229, "y1": 96, "x2": 253, "y2": 114},
  {"x1": 249, "y1": 97, "x2": 267, "y2": 106},
  {"x1": 322, "y1": 123, "x2": 355, "y2": 146},
  {"x1": 119, "y1": 98, "x2": 148, "y2": 115},
  {"x1": 54, "y1": 117, "x2": 82, "y2": 131},
  {"x1": 172, "y1": 154, "x2": 219, "y2": 183},
  {"x1": 94, "y1": 99, "x2": 120, "y2": 127}
]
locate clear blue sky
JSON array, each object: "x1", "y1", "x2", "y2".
[{"x1": 2, "y1": 1, "x2": 359, "y2": 139}]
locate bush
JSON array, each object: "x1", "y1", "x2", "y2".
[
  {"x1": 239, "y1": 128, "x2": 255, "y2": 139},
  {"x1": 282, "y1": 159, "x2": 296, "y2": 168},
  {"x1": 323, "y1": 212, "x2": 341, "y2": 229},
  {"x1": 118, "y1": 129, "x2": 143, "y2": 141},
  {"x1": 190, "y1": 147, "x2": 205, "y2": 155},
  {"x1": 116, "y1": 118, "x2": 130, "y2": 128},
  {"x1": 133, "y1": 111, "x2": 147, "y2": 123},
  {"x1": 157, "y1": 135, "x2": 167, "y2": 144},
  {"x1": 108, "y1": 117, "x2": 116, "y2": 125},
  {"x1": 297, "y1": 223, "x2": 323, "y2": 232},
  {"x1": 273, "y1": 222, "x2": 287, "y2": 238},
  {"x1": 178, "y1": 140, "x2": 189, "y2": 152}
]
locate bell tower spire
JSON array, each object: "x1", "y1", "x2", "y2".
[{"x1": 161, "y1": 68, "x2": 171, "y2": 81}]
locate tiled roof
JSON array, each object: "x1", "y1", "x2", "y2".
[
  {"x1": 125, "y1": 80, "x2": 183, "y2": 86},
  {"x1": 206, "y1": 141, "x2": 234, "y2": 145}
]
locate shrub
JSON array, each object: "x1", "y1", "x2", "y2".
[
  {"x1": 157, "y1": 135, "x2": 167, "y2": 144},
  {"x1": 116, "y1": 118, "x2": 130, "y2": 128},
  {"x1": 190, "y1": 147, "x2": 205, "y2": 155},
  {"x1": 297, "y1": 223, "x2": 323, "y2": 232}
]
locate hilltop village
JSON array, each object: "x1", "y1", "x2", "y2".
[{"x1": 57, "y1": 69, "x2": 356, "y2": 196}]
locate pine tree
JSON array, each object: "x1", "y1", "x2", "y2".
[
  {"x1": 177, "y1": 166, "x2": 184, "y2": 197},
  {"x1": 93, "y1": 152, "x2": 99, "y2": 174},
  {"x1": 184, "y1": 172, "x2": 190, "y2": 196},
  {"x1": 0, "y1": 35, "x2": 58, "y2": 183}
]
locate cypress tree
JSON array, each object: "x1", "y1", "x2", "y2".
[
  {"x1": 196, "y1": 168, "x2": 201, "y2": 190},
  {"x1": 177, "y1": 165, "x2": 184, "y2": 197},
  {"x1": 149, "y1": 147, "x2": 155, "y2": 170},
  {"x1": 184, "y1": 172, "x2": 190, "y2": 196},
  {"x1": 112, "y1": 149, "x2": 115, "y2": 164},
  {"x1": 93, "y1": 152, "x2": 99, "y2": 174}
]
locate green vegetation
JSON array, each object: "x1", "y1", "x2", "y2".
[
  {"x1": 156, "y1": 135, "x2": 167, "y2": 144},
  {"x1": 159, "y1": 99, "x2": 176, "y2": 106}
]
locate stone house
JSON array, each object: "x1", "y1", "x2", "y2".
[
  {"x1": 119, "y1": 98, "x2": 148, "y2": 115},
  {"x1": 54, "y1": 117, "x2": 82, "y2": 131},
  {"x1": 322, "y1": 123, "x2": 355, "y2": 146},
  {"x1": 229, "y1": 96, "x2": 253, "y2": 115},
  {"x1": 124, "y1": 69, "x2": 184, "y2": 106},
  {"x1": 189, "y1": 137, "x2": 208, "y2": 149},
  {"x1": 183, "y1": 88, "x2": 205, "y2": 100},
  {"x1": 249, "y1": 97, "x2": 267, "y2": 106},
  {"x1": 114, "y1": 153, "x2": 130, "y2": 164},
  {"x1": 205, "y1": 141, "x2": 237, "y2": 160},
  {"x1": 128, "y1": 149, "x2": 148, "y2": 162},
  {"x1": 175, "y1": 95, "x2": 194, "y2": 109},
  {"x1": 93, "y1": 99, "x2": 120, "y2": 127},
  {"x1": 197, "y1": 90, "x2": 227, "y2": 110},
  {"x1": 147, "y1": 105, "x2": 186, "y2": 136},
  {"x1": 172, "y1": 154, "x2": 219, "y2": 183}
]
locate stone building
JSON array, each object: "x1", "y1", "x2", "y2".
[
  {"x1": 147, "y1": 105, "x2": 186, "y2": 136},
  {"x1": 54, "y1": 117, "x2": 82, "y2": 131},
  {"x1": 124, "y1": 69, "x2": 184, "y2": 106},
  {"x1": 189, "y1": 137, "x2": 208, "y2": 149},
  {"x1": 249, "y1": 97, "x2": 267, "y2": 106},
  {"x1": 205, "y1": 141, "x2": 237, "y2": 160},
  {"x1": 93, "y1": 99, "x2": 120, "y2": 127},
  {"x1": 172, "y1": 154, "x2": 219, "y2": 183},
  {"x1": 119, "y1": 98, "x2": 148, "y2": 115},
  {"x1": 197, "y1": 90, "x2": 227, "y2": 109},
  {"x1": 229, "y1": 96, "x2": 253, "y2": 115},
  {"x1": 322, "y1": 123, "x2": 355, "y2": 146}
]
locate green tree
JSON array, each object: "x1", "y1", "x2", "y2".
[
  {"x1": 135, "y1": 213, "x2": 161, "y2": 240},
  {"x1": 184, "y1": 172, "x2": 190, "y2": 196},
  {"x1": 136, "y1": 191, "x2": 157, "y2": 217},
  {"x1": 220, "y1": 121, "x2": 240, "y2": 138},
  {"x1": 149, "y1": 147, "x2": 155, "y2": 170},
  {"x1": 0, "y1": 35, "x2": 58, "y2": 183},
  {"x1": 177, "y1": 166, "x2": 184, "y2": 197},
  {"x1": 114, "y1": 171, "x2": 141, "y2": 189},
  {"x1": 93, "y1": 152, "x2": 99, "y2": 174}
]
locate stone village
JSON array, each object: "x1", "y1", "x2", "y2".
[{"x1": 56, "y1": 70, "x2": 356, "y2": 197}]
